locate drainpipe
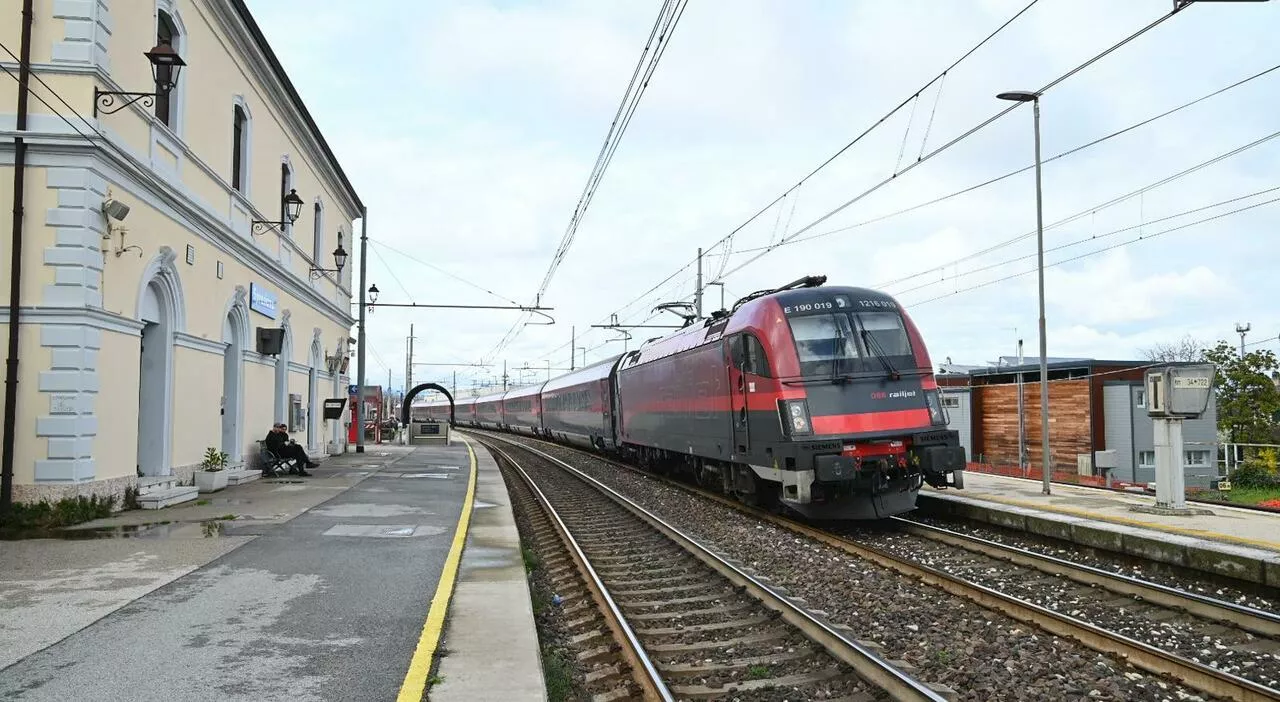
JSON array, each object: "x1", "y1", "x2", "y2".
[{"x1": 1, "y1": 0, "x2": 34, "y2": 513}]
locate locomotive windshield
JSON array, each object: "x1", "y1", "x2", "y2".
[{"x1": 788, "y1": 311, "x2": 913, "y2": 377}]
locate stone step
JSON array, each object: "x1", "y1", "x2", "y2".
[
  {"x1": 226, "y1": 469, "x2": 261, "y2": 487},
  {"x1": 137, "y1": 475, "x2": 178, "y2": 495},
  {"x1": 139, "y1": 485, "x2": 199, "y2": 510}
]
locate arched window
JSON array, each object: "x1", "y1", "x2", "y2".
[
  {"x1": 155, "y1": 12, "x2": 178, "y2": 127},
  {"x1": 232, "y1": 105, "x2": 248, "y2": 191},
  {"x1": 312, "y1": 200, "x2": 323, "y2": 264},
  {"x1": 280, "y1": 161, "x2": 293, "y2": 236}
]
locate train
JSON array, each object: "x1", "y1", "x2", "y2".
[{"x1": 419, "y1": 275, "x2": 966, "y2": 519}]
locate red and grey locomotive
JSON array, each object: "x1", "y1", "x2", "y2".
[{"x1": 425, "y1": 275, "x2": 965, "y2": 519}]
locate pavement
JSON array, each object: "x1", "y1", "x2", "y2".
[
  {"x1": 0, "y1": 442, "x2": 479, "y2": 701},
  {"x1": 430, "y1": 431, "x2": 546, "y2": 701}
]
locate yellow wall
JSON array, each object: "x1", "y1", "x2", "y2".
[
  {"x1": 171, "y1": 346, "x2": 221, "y2": 468},
  {"x1": 243, "y1": 361, "x2": 275, "y2": 451},
  {"x1": 94, "y1": 330, "x2": 141, "y2": 481},
  {"x1": 1, "y1": 1, "x2": 359, "y2": 499},
  {"x1": 0, "y1": 327, "x2": 52, "y2": 486},
  {"x1": 105, "y1": 0, "x2": 356, "y2": 288}
]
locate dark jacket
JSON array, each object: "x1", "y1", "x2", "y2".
[{"x1": 264, "y1": 430, "x2": 288, "y2": 453}]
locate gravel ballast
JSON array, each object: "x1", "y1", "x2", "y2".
[
  {"x1": 844, "y1": 527, "x2": 1280, "y2": 690},
  {"x1": 486, "y1": 434, "x2": 1230, "y2": 702},
  {"x1": 904, "y1": 513, "x2": 1279, "y2": 613}
]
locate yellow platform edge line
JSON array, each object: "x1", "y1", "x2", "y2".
[
  {"x1": 396, "y1": 439, "x2": 479, "y2": 702},
  {"x1": 937, "y1": 489, "x2": 1280, "y2": 553}
]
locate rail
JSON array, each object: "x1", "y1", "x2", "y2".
[
  {"x1": 893, "y1": 516, "x2": 1280, "y2": 639},
  {"x1": 493, "y1": 432, "x2": 1280, "y2": 702},
  {"x1": 471, "y1": 430, "x2": 951, "y2": 702},
  {"x1": 481, "y1": 438, "x2": 672, "y2": 702}
]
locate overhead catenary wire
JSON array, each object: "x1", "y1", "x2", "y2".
[
  {"x1": 679, "y1": 0, "x2": 1045, "y2": 285},
  {"x1": 713, "y1": 3, "x2": 1195, "y2": 284},
  {"x1": 879, "y1": 127, "x2": 1280, "y2": 293},
  {"x1": 368, "y1": 243, "x2": 416, "y2": 305},
  {"x1": 484, "y1": 0, "x2": 689, "y2": 363},
  {"x1": 730, "y1": 60, "x2": 1280, "y2": 260},
  {"x1": 908, "y1": 194, "x2": 1280, "y2": 307},
  {"x1": 369, "y1": 239, "x2": 524, "y2": 307},
  {"x1": 895, "y1": 184, "x2": 1280, "y2": 298},
  {"x1": 514, "y1": 0, "x2": 1043, "y2": 365}
]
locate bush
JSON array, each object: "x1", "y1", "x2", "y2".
[
  {"x1": 0, "y1": 494, "x2": 117, "y2": 530},
  {"x1": 1232, "y1": 462, "x2": 1279, "y2": 488}
]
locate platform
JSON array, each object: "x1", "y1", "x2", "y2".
[
  {"x1": 0, "y1": 442, "x2": 545, "y2": 701},
  {"x1": 920, "y1": 471, "x2": 1280, "y2": 587}
]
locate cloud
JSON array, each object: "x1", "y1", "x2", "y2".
[
  {"x1": 1042, "y1": 248, "x2": 1235, "y2": 326},
  {"x1": 244, "y1": 0, "x2": 1280, "y2": 394}
]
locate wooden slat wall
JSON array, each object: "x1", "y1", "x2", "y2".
[{"x1": 975, "y1": 379, "x2": 1092, "y2": 469}]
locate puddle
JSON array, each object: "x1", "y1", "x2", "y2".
[{"x1": 1, "y1": 518, "x2": 232, "y2": 541}]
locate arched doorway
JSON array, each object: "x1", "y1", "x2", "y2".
[
  {"x1": 221, "y1": 290, "x2": 248, "y2": 461},
  {"x1": 401, "y1": 383, "x2": 455, "y2": 426},
  {"x1": 135, "y1": 247, "x2": 184, "y2": 477}
]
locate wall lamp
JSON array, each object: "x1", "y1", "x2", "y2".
[
  {"x1": 251, "y1": 189, "x2": 305, "y2": 235},
  {"x1": 93, "y1": 42, "x2": 186, "y2": 117},
  {"x1": 309, "y1": 233, "x2": 349, "y2": 280}
]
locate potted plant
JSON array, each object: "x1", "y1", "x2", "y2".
[{"x1": 194, "y1": 447, "x2": 230, "y2": 493}]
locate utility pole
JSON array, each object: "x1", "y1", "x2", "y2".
[
  {"x1": 570, "y1": 326, "x2": 576, "y2": 371},
  {"x1": 356, "y1": 206, "x2": 369, "y2": 454},
  {"x1": 408, "y1": 323, "x2": 416, "y2": 390},
  {"x1": 502, "y1": 360, "x2": 508, "y2": 392},
  {"x1": 694, "y1": 247, "x2": 703, "y2": 319},
  {"x1": 1236, "y1": 322, "x2": 1251, "y2": 357}
]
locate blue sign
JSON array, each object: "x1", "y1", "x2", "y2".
[
  {"x1": 249, "y1": 283, "x2": 277, "y2": 319},
  {"x1": 349, "y1": 384, "x2": 358, "y2": 395}
]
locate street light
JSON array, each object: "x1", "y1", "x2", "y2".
[
  {"x1": 93, "y1": 41, "x2": 186, "y2": 117},
  {"x1": 308, "y1": 233, "x2": 348, "y2": 279},
  {"x1": 366, "y1": 284, "x2": 380, "y2": 313},
  {"x1": 251, "y1": 189, "x2": 305, "y2": 235},
  {"x1": 998, "y1": 89, "x2": 1052, "y2": 496}
]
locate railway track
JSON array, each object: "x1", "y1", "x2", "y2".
[
  {"x1": 478, "y1": 430, "x2": 1280, "y2": 702},
  {"x1": 475, "y1": 434, "x2": 953, "y2": 701}
]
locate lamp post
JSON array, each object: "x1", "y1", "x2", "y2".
[
  {"x1": 251, "y1": 189, "x2": 305, "y2": 235},
  {"x1": 308, "y1": 234, "x2": 348, "y2": 280},
  {"x1": 998, "y1": 89, "x2": 1051, "y2": 495},
  {"x1": 93, "y1": 41, "x2": 186, "y2": 117}
]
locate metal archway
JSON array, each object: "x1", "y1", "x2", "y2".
[{"x1": 402, "y1": 383, "x2": 455, "y2": 426}]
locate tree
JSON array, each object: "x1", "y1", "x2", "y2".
[
  {"x1": 1201, "y1": 341, "x2": 1280, "y2": 444},
  {"x1": 1140, "y1": 334, "x2": 1205, "y2": 362}
]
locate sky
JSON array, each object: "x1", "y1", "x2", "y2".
[{"x1": 246, "y1": 0, "x2": 1280, "y2": 399}]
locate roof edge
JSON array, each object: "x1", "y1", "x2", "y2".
[{"x1": 229, "y1": 0, "x2": 364, "y2": 212}]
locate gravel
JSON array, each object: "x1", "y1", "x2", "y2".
[
  {"x1": 843, "y1": 526, "x2": 1280, "y2": 689},
  {"x1": 496, "y1": 443, "x2": 886, "y2": 701},
  {"x1": 493, "y1": 434, "x2": 1229, "y2": 702},
  {"x1": 903, "y1": 513, "x2": 1279, "y2": 613}
]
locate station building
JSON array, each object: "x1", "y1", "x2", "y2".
[
  {"x1": 1, "y1": 0, "x2": 361, "y2": 504},
  {"x1": 938, "y1": 359, "x2": 1220, "y2": 488}
]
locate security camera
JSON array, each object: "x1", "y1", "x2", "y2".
[{"x1": 103, "y1": 198, "x2": 130, "y2": 221}]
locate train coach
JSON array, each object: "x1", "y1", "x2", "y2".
[{"x1": 421, "y1": 275, "x2": 965, "y2": 520}]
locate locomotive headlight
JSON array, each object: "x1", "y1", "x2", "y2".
[{"x1": 780, "y1": 399, "x2": 811, "y2": 435}]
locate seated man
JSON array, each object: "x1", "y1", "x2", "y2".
[{"x1": 264, "y1": 423, "x2": 317, "y2": 476}]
